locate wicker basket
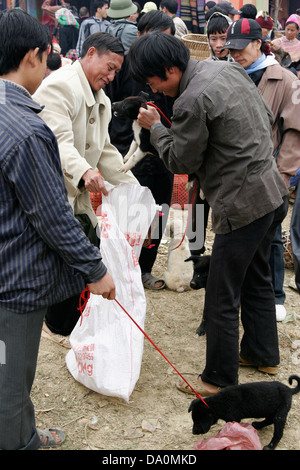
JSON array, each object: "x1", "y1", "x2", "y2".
[{"x1": 182, "y1": 34, "x2": 210, "y2": 61}]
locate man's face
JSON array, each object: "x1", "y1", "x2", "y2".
[
  {"x1": 98, "y1": 4, "x2": 108, "y2": 18},
  {"x1": 146, "y1": 67, "x2": 181, "y2": 97},
  {"x1": 209, "y1": 31, "x2": 228, "y2": 58},
  {"x1": 81, "y1": 48, "x2": 123, "y2": 91}
]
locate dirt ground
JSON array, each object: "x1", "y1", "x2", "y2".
[{"x1": 33, "y1": 203, "x2": 300, "y2": 451}]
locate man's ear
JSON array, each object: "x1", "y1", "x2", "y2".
[{"x1": 25, "y1": 47, "x2": 41, "y2": 67}]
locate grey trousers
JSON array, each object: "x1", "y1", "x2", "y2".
[{"x1": 0, "y1": 305, "x2": 46, "y2": 450}]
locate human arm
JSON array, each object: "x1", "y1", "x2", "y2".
[{"x1": 138, "y1": 100, "x2": 209, "y2": 174}]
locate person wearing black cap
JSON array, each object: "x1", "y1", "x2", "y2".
[
  {"x1": 217, "y1": 1, "x2": 240, "y2": 20},
  {"x1": 128, "y1": 32, "x2": 288, "y2": 396},
  {"x1": 223, "y1": 18, "x2": 300, "y2": 323}
]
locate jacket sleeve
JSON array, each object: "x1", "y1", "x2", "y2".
[
  {"x1": 150, "y1": 103, "x2": 209, "y2": 174},
  {"x1": 34, "y1": 77, "x2": 93, "y2": 192},
  {"x1": 275, "y1": 76, "x2": 300, "y2": 188},
  {"x1": 291, "y1": 186, "x2": 300, "y2": 293},
  {"x1": 4, "y1": 133, "x2": 107, "y2": 283}
]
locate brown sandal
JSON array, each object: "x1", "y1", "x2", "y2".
[
  {"x1": 176, "y1": 378, "x2": 221, "y2": 397},
  {"x1": 239, "y1": 356, "x2": 278, "y2": 375}
]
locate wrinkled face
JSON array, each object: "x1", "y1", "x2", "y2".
[
  {"x1": 81, "y1": 48, "x2": 123, "y2": 91},
  {"x1": 285, "y1": 23, "x2": 298, "y2": 41},
  {"x1": 209, "y1": 31, "x2": 229, "y2": 58},
  {"x1": 229, "y1": 40, "x2": 262, "y2": 69}
]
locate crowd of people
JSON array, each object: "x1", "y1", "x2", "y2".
[{"x1": 0, "y1": 0, "x2": 300, "y2": 450}]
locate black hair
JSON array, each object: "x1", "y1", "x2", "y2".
[
  {"x1": 128, "y1": 31, "x2": 189, "y2": 82},
  {"x1": 47, "y1": 52, "x2": 62, "y2": 71},
  {"x1": 81, "y1": 31, "x2": 125, "y2": 58},
  {"x1": 0, "y1": 9, "x2": 49, "y2": 75},
  {"x1": 160, "y1": 0, "x2": 178, "y2": 15},
  {"x1": 138, "y1": 10, "x2": 175, "y2": 35},
  {"x1": 239, "y1": 4, "x2": 257, "y2": 19},
  {"x1": 207, "y1": 14, "x2": 230, "y2": 36},
  {"x1": 93, "y1": 0, "x2": 109, "y2": 13}
]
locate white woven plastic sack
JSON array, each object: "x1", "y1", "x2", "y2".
[{"x1": 66, "y1": 183, "x2": 157, "y2": 402}]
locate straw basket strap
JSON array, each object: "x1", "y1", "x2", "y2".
[{"x1": 182, "y1": 34, "x2": 210, "y2": 61}]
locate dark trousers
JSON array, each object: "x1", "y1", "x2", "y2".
[
  {"x1": 0, "y1": 306, "x2": 46, "y2": 450},
  {"x1": 201, "y1": 198, "x2": 288, "y2": 388},
  {"x1": 137, "y1": 172, "x2": 174, "y2": 274}
]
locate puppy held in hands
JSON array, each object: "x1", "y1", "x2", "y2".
[
  {"x1": 112, "y1": 92, "x2": 156, "y2": 173},
  {"x1": 189, "y1": 375, "x2": 300, "y2": 450}
]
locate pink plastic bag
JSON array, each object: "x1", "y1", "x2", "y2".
[{"x1": 195, "y1": 422, "x2": 262, "y2": 450}]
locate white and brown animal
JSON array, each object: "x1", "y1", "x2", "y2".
[
  {"x1": 164, "y1": 218, "x2": 193, "y2": 292},
  {"x1": 112, "y1": 92, "x2": 156, "y2": 173}
]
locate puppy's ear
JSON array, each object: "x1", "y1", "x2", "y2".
[
  {"x1": 188, "y1": 399, "x2": 197, "y2": 413},
  {"x1": 139, "y1": 91, "x2": 150, "y2": 101}
]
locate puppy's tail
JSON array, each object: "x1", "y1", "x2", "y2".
[{"x1": 288, "y1": 375, "x2": 300, "y2": 395}]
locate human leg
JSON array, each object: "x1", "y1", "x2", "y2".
[
  {"x1": 0, "y1": 306, "x2": 45, "y2": 450},
  {"x1": 240, "y1": 199, "x2": 288, "y2": 365},
  {"x1": 201, "y1": 201, "x2": 287, "y2": 388}
]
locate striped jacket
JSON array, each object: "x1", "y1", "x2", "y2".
[{"x1": 0, "y1": 80, "x2": 106, "y2": 313}]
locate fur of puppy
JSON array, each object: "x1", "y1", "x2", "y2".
[
  {"x1": 189, "y1": 375, "x2": 300, "y2": 450},
  {"x1": 164, "y1": 218, "x2": 193, "y2": 292},
  {"x1": 112, "y1": 92, "x2": 156, "y2": 173}
]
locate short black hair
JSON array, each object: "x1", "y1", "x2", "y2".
[
  {"x1": 93, "y1": 0, "x2": 109, "y2": 14},
  {"x1": 81, "y1": 31, "x2": 125, "y2": 58},
  {"x1": 207, "y1": 13, "x2": 230, "y2": 36},
  {"x1": 160, "y1": 0, "x2": 178, "y2": 15},
  {"x1": 47, "y1": 52, "x2": 62, "y2": 71},
  {"x1": 128, "y1": 31, "x2": 189, "y2": 82},
  {"x1": 0, "y1": 9, "x2": 49, "y2": 75},
  {"x1": 239, "y1": 3, "x2": 257, "y2": 19},
  {"x1": 138, "y1": 10, "x2": 176, "y2": 35}
]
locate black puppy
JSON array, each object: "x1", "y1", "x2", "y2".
[
  {"x1": 189, "y1": 375, "x2": 300, "y2": 450},
  {"x1": 112, "y1": 92, "x2": 156, "y2": 173},
  {"x1": 185, "y1": 254, "x2": 210, "y2": 336}
]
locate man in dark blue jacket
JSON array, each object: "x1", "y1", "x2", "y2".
[{"x1": 0, "y1": 9, "x2": 115, "y2": 450}]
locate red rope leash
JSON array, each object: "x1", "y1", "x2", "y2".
[
  {"x1": 77, "y1": 287, "x2": 208, "y2": 406},
  {"x1": 114, "y1": 298, "x2": 209, "y2": 407},
  {"x1": 145, "y1": 102, "x2": 172, "y2": 127}
]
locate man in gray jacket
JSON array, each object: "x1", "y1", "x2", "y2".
[{"x1": 128, "y1": 32, "x2": 288, "y2": 395}]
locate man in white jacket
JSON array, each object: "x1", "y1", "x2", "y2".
[{"x1": 33, "y1": 32, "x2": 138, "y2": 336}]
